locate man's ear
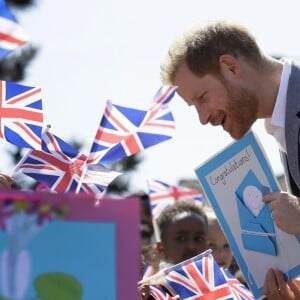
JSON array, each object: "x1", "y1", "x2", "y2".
[{"x1": 219, "y1": 54, "x2": 241, "y2": 79}]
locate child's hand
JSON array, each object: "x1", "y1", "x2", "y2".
[{"x1": 0, "y1": 174, "x2": 13, "y2": 190}]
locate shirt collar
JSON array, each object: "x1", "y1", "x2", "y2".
[{"x1": 265, "y1": 58, "x2": 291, "y2": 133}]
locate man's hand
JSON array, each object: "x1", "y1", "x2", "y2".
[
  {"x1": 263, "y1": 268, "x2": 300, "y2": 300},
  {"x1": 263, "y1": 192, "x2": 300, "y2": 235}
]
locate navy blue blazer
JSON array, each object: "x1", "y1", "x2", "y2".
[{"x1": 283, "y1": 63, "x2": 300, "y2": 197}]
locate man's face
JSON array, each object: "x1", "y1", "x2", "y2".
[
  {"x1": 161, "y1": 213, "x2": 207, "y2": 264},
  {"x1": 173, "y1": 62, "x2": 258, "y2": 140}
]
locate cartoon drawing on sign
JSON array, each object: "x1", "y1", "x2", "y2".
[
  {"x1": 235, "y1": 170, "x2": 276, "y2": 256},
  {"x1": 0, "y1": 200, "x2": 67, "y2": 300},
  {"x1": 34, "y1": 272, "x2": 82, "y2": 300}
]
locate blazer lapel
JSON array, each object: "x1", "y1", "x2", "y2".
[{"x1": 285, "y1": 63, "x2": 300, "y2": 190}]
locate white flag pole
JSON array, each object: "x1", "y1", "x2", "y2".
[{"x1": 75, "y1": 163, "x2": 87, "y2": 193}]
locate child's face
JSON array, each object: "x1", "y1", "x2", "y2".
[
  {"x1": 207, "y1": 221, "x2": 233, "y2": 269},
  {"x1": 161, "y1": 213, "x2": 207, "y2": 264}
]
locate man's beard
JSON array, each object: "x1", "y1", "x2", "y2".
[{"x1": 222, "y1": 79, "x2": 258, "y2": 140}]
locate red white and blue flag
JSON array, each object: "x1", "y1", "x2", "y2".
[
  {"x1": 149, "y1": 85, "x2": 177, "y2": 110},
  {"x1": 87, "y1": 98, "x2": 175, "y2": 165},
  {"x1": 164, "y1": 250, "x2": 254, "y2": 300},
  {"x1": 14, "y1": 130, "x2": 115, "y2": 195},
  {"x1": 143, "y1": 264, "x2": 156, "y2": 280},
  {"x1": 0, "y1": 80, "x2": 43, "y2": 149},
  {"x1": 0, "y1": 0, "x2": 30, "y2": 59},
  {"x1": 148, "y1": 179, "x2": 204, "y2": 219},
  {"x1": 221, "y1": 269, "x2": 254, "y2": 300},
  {"x1": 149, "y1": 285, "x2": 179, "y2": 300}
]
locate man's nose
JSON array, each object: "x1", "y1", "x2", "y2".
[{"x1": 195, "y1": 105, "x2": 210, "y2": 125}]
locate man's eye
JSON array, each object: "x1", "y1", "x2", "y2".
[{"x1": 197, "y1": 93, "x2": 206, "y2": 102}]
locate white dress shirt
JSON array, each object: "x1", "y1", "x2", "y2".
[{"x1": 264, "y1": 58, "x2": 291, "y2": 152}]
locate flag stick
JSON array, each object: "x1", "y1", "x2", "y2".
[
  {"x1": 75, "y1": 164, "x2": 87, "y2": 193},
  {"x1": 152, "y1": 218, "x2": 161, "y2": 243}
]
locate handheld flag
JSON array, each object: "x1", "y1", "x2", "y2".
[
  {"x1": 143, "y1": 264, "x2": 156, "y2": 280},
  {"x1": 141, "y1": 250, "x2": 256, "y2": 299},
  {"x1": 163, "y1": 250, "x2": 254, "y2": 300},
  {"x1": 14, "y1": 130, "x2": 120, "y2": 195},
  {"x1": 87, "y1": 99, "x2": 175, "y2": 165},
  {"x1": 0, "y1": 0, "x2": 30, "y2": 59},
  {"x1": 148, "y1": 179, "x2": 204, "y2": 220},
  {"x1": 149, "y1": 285, "x2": 179, "y2": 300},
  {"x1": 149, "y1": 85, "x2": 177, "y2": 110},
  {"x1": 81, "y1": 164, "x2": 122, "y2": 188},
  {"x1": 222, "y1": 269, "x2": 255, "y2": 300},
  {"x1": 0, "y1": 80, "x2": 43, "y2": 149}
]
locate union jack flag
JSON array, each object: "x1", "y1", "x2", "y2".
[
  {"x1": 87, "y1": 99, "x2": 175, "y2": 165},
  {"x1": 0, "y1": 0, "x2": 30, "y2": 59},
  {"x1": 14, "y1": 130, "x2": 107, "y2": 195},
  {"x1": 143, "y1": 264, "x2": 156, "y2": 280},
  {"x1": 149, "y1": 85, "x2": 177, "y2": 110},
  {"x1": 148, "y1": 179, "x2": 204, "y2": 219},
  {"x1": 221, "y1": 269, "x2": 254, "y2": 300},
  {"x1": 149, "y1": 285, "x2": 179, "y2": 300},
  {"x1": 164, "y1": 250, "x2": 254, "y2": 300},
  {"x1": 83, "y1": 163, "x2": 122, "y2": 187},
  {"x1": 0, "y1": 80, "x2": 43, "y2": 149}
]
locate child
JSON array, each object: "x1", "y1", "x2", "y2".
[
  {"x1": 204, "y1": 206, "x2": 249, "y2": 287},
  {"x1": 204, "y1": 206, "x2": 233, "y2": 270},
  {"x1": 155, "y1": 201, "x2": 208, "y2": 266},
  {"x1": 140, "y1": 201, "x2": 208, "y2": 299}
]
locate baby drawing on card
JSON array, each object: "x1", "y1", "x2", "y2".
[
  {"x1": 235, "y1": 170, "x2": 277, "y2": 256},
  {"x1": 243, "y1": 185, "x2": 264, "y2": 217}
]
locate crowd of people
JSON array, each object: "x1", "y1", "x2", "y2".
[
  {"x1": 2, "y1": 17, "x2": 300, "y2": 300},
  {"x1": 138, "y1": 194, "x2": 249, "y2": 299}
]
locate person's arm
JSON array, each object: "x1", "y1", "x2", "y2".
[{"x1": 263, "y1": 192, "x2": 300, "y2": 234}]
